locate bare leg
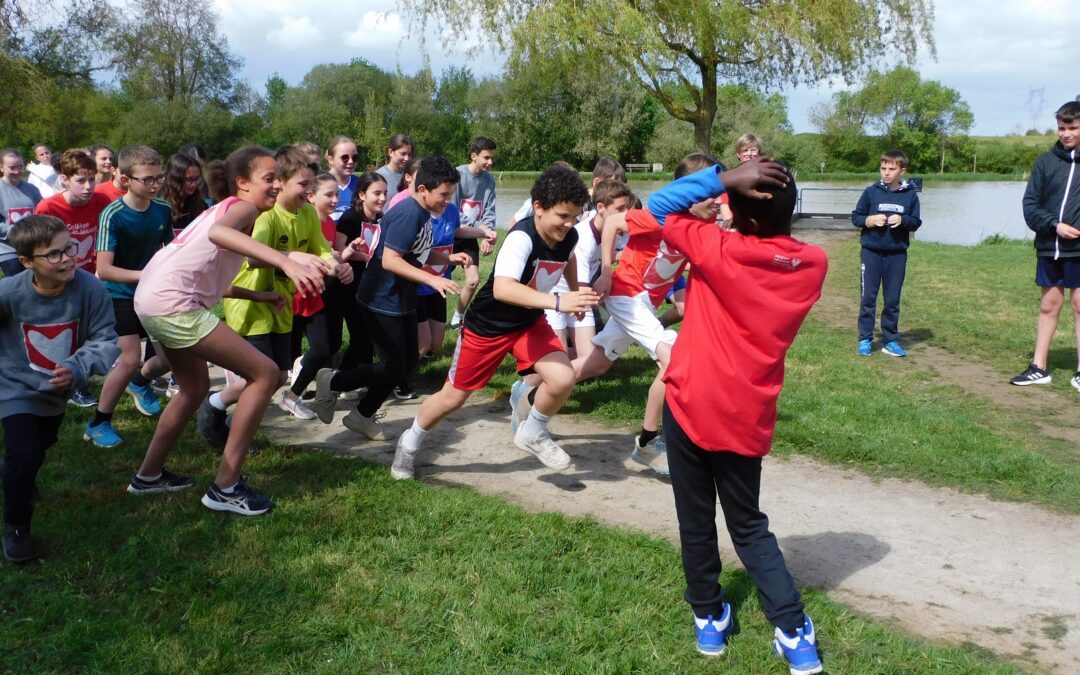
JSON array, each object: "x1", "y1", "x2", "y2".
[
  {"x1": 643, "y1": 342, "x2": 672, "y2": 432},
  {"x1": 1034, "y1": 286, "x2": 1064, "y2": 369},
  {"x1": 571, "y1": 325, "x2": 596, "y2": 363},
  {"x1": 137, "y1": 348, "x2": 210, "y2": 477},
  {"x1": 415, "y1": 380, "x2": 472, "y2": 429},
  {"x1": 455, "y1": 264, "x2": 481, "y2": 316},
  {"x1": 97, "y1": 335, "x2": 143, "y2": 414},
  {"x1": 417, "y1": 320, "x2": 433, "y2": 357},
  {"x1": 530, "y1": 351, "x2": 577, "y2": 416},
  {"x1": 428, "y1": 320, "x2": 447, "y2": 355}
]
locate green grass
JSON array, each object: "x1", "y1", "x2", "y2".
[
  {"x1": 825, "y1": 236, "x2": 1077, "y2": 382},
  {"x1": 2, "y1": 409, "x2": 1020, "y2": 673}
]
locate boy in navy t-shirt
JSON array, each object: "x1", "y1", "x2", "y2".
[
  {"x1": 311, "y1": 156, "x2": 472, "y2": 439},
  {"x1": 390, "y1": 165, "x2": 601, "y2": 480}
]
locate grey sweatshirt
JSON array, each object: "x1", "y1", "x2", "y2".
[
  {"x1": 0, "y1": 180, "x2": 43, "y2": 264},
  {"x1": 0, "y1": 269, "x2": 119, "y2": 418},
  {"x1": 454, "y1": 165, "x2": 496, "y2": 229}
]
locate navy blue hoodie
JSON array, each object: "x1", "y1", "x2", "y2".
[
  {"x1": 851, "y1": 181, "x2": 922, "y2": 253},
  {"x1": 1022, "y1": 141, "x2": 1080, "y2": 259}
]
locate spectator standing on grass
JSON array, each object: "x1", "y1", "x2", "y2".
[
  {"x1": 851, "y1": 149, "x2": 921, "y2": 358},
  {"x1": 27, "y1": 144, "x2": 59, "y2": 198},
  {"x1": 326, "y1": 136, "x2": 361, "y2": 222},
  {"x1": 449, "y1": 136, "x2": 498, "y2": 330},
  {"x1": 1011, "y1": 100, "x2": 1080, "y2": 392},
  {"x1": 0, "y1": 148, "x2": 43, "y2": 277}
]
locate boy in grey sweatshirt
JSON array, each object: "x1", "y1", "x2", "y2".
[{"x1": 0, "y1": 215, "x2": 118, "y2": 563}]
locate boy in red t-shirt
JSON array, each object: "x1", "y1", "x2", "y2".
[
  {"x1": 33, "y1": 150, "x2": 112, "y2": 274},
  {"x1": 661, "y1": 160, "x2": 825, "y2": 674}
]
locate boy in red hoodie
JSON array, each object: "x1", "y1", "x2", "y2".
[{"x1": 662, "y1": 160, "x2": 826, "y2": 674}]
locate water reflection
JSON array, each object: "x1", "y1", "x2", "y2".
[{"x1": 493, "y1": 177, "x2": 1032, "y2": 247}]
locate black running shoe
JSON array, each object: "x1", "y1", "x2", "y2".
[
  {"x1": 197, "y1": 395, "x2": 229, "y2": 447},
  {"x1": 394, "y1": 384, "x2": 418, "y2": 400},
  {"x1": 3, "y1": 525, "x2": 35, "y2": 563},
  {"x1": 200, "y1": 477, "x2": 272, "y2": 516},
  {"x1": 1010, "y1": 363, "x2": 1051, "y2": 386},
  {"x1": 127, "y1": 468, "x2": 196, "y2": 494}
]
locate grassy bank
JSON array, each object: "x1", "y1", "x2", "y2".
[{"x1": 2, "y1": 411, "x2": 1017, "y2": 673}]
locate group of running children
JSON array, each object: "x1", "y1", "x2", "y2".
[{"x1": 0, "y1": 132, "x2": 832, "y2": 674}]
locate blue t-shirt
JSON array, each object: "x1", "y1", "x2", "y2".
[
  {"x1": 418, "y1": 203, "x2": 460, "y2": 297},
  {"x1": 332, "y1": 175, "x2": 360, "y2": 222},
  {"x1": 356, "y1": 196, "x2": 433, "y2": 316},
  {"x1": 96, "y1": 198, "x2": 174, "y2": 299}
]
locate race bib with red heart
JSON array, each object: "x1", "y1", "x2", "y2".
[
  {"x1": 460, "y1": 199, "x2": 482, "y2": 225},
  {"x1": 7, "y1": 206, "x2": 32, "y2": 224},
  {"x1": 527, "y1": 259, "x2": 567, "y2": 292},
  {"x1": 23, "y1": 320, "x2": 78, "y2": 375},
  {"x1": 422, "y1": 244, "x2": 454, "y2": 276}
]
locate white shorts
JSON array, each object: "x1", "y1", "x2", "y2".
[
  {"x1": 544, "y1": 308, "x2": 596, "y2": 331},
  {"x1": 592, "y1": 291, "x2": 676, "y2": 361}
]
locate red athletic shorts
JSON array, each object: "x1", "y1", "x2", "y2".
[{"x1": 447, "y1": 319, "x2": 565, "y2": 391}]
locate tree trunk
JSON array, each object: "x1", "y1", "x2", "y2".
[{"x1": 692, "y1": 61, "x2": 718, "y2": 154}]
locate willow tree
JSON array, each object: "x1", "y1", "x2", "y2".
[{"x1": 398, "y1": 0, "x2": 935, "y2": 152}]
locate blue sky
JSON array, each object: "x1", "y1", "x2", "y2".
[{"x1": 213, "y1": 0, "x2": 1078, "y2": 135}]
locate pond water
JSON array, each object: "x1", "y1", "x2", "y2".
[{"x1": 491, "y1": 178, "x2": 1032, "y2": 247}]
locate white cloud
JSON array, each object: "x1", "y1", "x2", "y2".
[
  {"x1": 343, "y1": 11, "x2": 404, "y2": 49},
  {"x1": 266, "y1": 15, "x2": 323, "y2": 51}
]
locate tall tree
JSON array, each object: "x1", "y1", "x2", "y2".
[
  {"x1": 813, "y1": 66, "x2": 974, "y2": 172},
  {"x1": 112, "y1": 0, "x2": 242, "y2": 107},
  {"x1": 398, "y1": 0, "x2": 935, "y2": 152}
]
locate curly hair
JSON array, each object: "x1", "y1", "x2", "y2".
[{"x1": 530, "y1": 164, "x2": 589, "y2": 209}]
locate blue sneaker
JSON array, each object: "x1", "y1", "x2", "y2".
[
  {"x1": 508, "y1": 379, "x2": 535, "y2": 433},
  {"x1": 83, "y1": 420, "x2": 123, "y2": 448},
  {"x1": 694, "y1": 602, "x2": 732, "y2": 656},
  {"x1": 881, "y1": 340, "x2": 907, "y2": 358},
  {"x1": 773, "y1": 616, "x2": 823, "y2": 674},
  {"x1": 857, "y1": 339, "x2": 872, "y2": 356},
  {"x1": 126, "y1": 382, "x2": 162, "y2": 416},
  {"x1": 201, "y1": 477, "x2": 272, "y2": 516}
]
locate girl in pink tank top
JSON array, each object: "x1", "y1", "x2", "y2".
[{"x1": 129, "y1": 145, "x2": 335, "y2": 516}]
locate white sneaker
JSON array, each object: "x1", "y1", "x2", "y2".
[
  {"x1": 449, "y1": 313, "x2": 463, "y2": 330},
  {"x1": 343, "y1": 409, "x2": 390, "y2": 441},
  {"x1": 391, "y1": 435, "x2": 418, "y2": 480},
  {"x1": 278, "y1": 392, "x2": 316, "y2": 420},
  {"x1": 508, "y1": 379, "x2": 536, "y2": 433},
  {"x1": 513, "y1": 430, "x2": 572, "y2": 471},
  {"x1": 288, "y1": 356, "x2": 304, "y2": 388},
  {"x1": 631, "y1": 434, "x2": 670, "y2": 475},
  {"x1": 165, "y1": 377, "x2": 180, "y2": 399}
]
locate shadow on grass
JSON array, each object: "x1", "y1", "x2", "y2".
[{"x1": 900, "y1": 327, "x2": 934, "y2": 347}]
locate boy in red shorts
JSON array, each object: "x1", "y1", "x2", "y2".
[
  {"x1": 661, "y1": 159, "x2": 825, "y2": 674},
  {"x1": 391, "y1": 165, "x2": 600, "y2": 479}
]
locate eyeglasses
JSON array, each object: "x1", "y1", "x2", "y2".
[
  {"x1": 339, "y1": 155, "x2": 359, "y2": 163},
  {"x1": 32, "y1": 242, "x2": 78, "y2": 263},
  {"x1": 129, "y1": 174, "x2": 167, "y2": 186},
  {"x1": 183, "y1": 176, "x2": 202, "y2": 184}
]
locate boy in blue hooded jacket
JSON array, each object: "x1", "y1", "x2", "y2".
[{"x1": 851, "y1": 149, "x2": 922, "y2": 357}]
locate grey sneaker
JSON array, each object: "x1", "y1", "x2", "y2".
[
  {"x1": 631, "y1": 434, "x2": 670, "y2": 475},
  {"x1": 513, "y1": 430, "x2": 572, "y2": 471},
  {"x1": 197, "y1": 395, "x2": 229, "y2": 447},
  {"x1": 391, "y1": 435, "x2": 418, "y2": 480},
  {"x1": 343, "y1": 409, "x2": 389, "y2": 441},
  {"x1": 127, "y1": 468, "x2": 196, "y2": 494},
  {"x1": 310, "y1": 368, "x2": 340, "y2": 423},
  {"x1": 3, "y1": 525, "x2": 35, "y2": 563}
]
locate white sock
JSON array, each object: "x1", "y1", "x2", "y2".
[
  {"x1": 452, "y1": 310, "x2": 464, "y2": 322},
  {"x1": 400, "y1": 419, "x2": 428, "y2": 451},
  {"x1": 136, "y1": 472, "x2": 161, "y2": 482},
  {"x1": 208, "y1": 392, "x2": 227, "y2": 411},
  {"x1": 220, "y1": 481, "x2": 239, "y2": 493},
  {"x1": 520, "y1": 408, "x2": 552, "y2": 439}
]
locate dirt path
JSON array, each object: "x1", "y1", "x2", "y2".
[
  {"x1": 251, "y1": 227, "x2": 1079, "y2": 674},
  {"x1": 261, "y1": 388, "x2": 1079, "y2": 673}
]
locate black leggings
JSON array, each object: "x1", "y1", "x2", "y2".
[
  {"x1": 663, "y1": 404, "x2": 805, "y2": 633},
  {"x1": 330, "y1": 308, "x2": 418, "y2": 417},
  {"x1": 2, "y1": 413, "x2": 63, "y2": 527},
  {"x1": 290, "y1": 310, "x2": 342, "y2": 396}
]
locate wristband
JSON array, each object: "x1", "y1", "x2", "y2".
[{"x1": 554, "y1": 292, "x2": 560, "y2": 312}]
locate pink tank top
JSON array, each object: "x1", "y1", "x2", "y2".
[{"x1": 134, "y1": 197, "x2": 248, "y2": 317}]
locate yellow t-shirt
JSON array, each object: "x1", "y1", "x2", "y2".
[{"x1": 223, "y1": 202, "x2": 333, "y2": 336}]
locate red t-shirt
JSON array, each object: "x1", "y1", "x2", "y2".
[
  {"x1": 94, "y1": 180, "x2": 125, "y2": 202},
  {"x1": 33, "y1": 192, "x2": 112, "y2": 273},
  {"x1": 291, "y1": 216, "x2": 338, "y2": 317},
  {"x1": 661, "y1": 213, "x2": 827, "y2": 457},
  {"x1": 609, "y1": 209, "x2": 689, "y2": 308}
]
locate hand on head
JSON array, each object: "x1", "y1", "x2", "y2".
[{"x1": 718, "y1": 157, "x2": 789, "y2": 201}]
